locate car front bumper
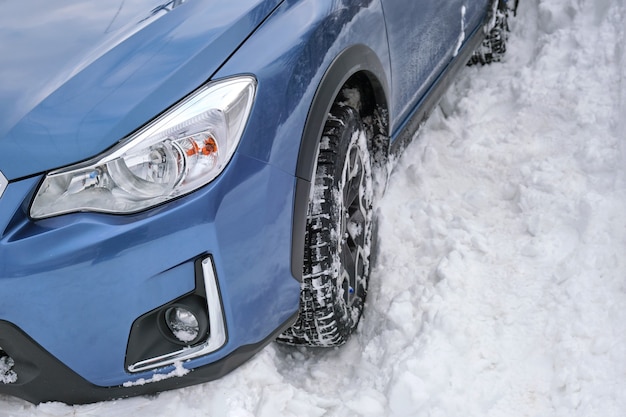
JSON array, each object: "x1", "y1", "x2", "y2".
[{"x1": 0, "y1": 151, "x2": 301, "y2": 404}]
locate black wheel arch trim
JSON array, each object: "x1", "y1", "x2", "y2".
[{"x1": 291, "y1": 43, "x2": 389, "y2": 282}]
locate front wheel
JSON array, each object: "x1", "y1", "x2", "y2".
[{"x1": 279, "y1": 105, "x2": 374, "y2": 347}]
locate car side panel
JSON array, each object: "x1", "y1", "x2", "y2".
[
  {"x1": 380, "y1": 0, "x2": 465, "y2": 135},
  {"x1": 465, "y1": 0, "x2": 493, "y2": 32}
]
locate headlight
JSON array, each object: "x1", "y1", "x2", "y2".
[{"x1": 30, "y1": 76, "x2": 256, "y2": 219}]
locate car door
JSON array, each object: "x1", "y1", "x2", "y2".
[
  {"x1": 464, "y1": 0, "x2": 493, "y2": 34},
  {"x1": 380, "y1": 0, "x2": 468, "y2": 133}
]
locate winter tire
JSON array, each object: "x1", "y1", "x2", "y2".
[
  {"x1": 468, "y1": 0, "x2": 512, "y2": 65},
  {"x1": 279, "y1": 105, "x2": 374, "y2": 347}
]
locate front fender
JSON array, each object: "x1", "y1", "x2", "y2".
[
  {"x1": 214, "y1": 0, "x2": 390, "y2": 176},
  {"x1": 213, "y1": 0, "x2": 391, "y2": 281}
]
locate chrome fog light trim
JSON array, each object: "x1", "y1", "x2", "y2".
[
  {"x1": 127, "y1": 257, "x2": 226, "y2": 373},
  {"x1": 0, "y1": 171, "x2": 7, "y2": 199}
]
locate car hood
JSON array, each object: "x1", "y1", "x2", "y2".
[{"x1": 0, "y1": 0, "x2": 280, "y2": 180}]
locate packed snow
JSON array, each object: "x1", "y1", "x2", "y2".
[
  {"x1": 0, "y1": 356, "x2": 17, "y2": 385},
  {"x1": 1, "y1": 0, "x2": 625, "y2": 415}
]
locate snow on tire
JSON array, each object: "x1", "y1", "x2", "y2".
[{"x1": 279, "y1": 105, "x2": 374, "y2": 347}]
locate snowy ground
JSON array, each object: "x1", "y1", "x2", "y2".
[{"x1": 2, "y1": 0, "x2": 625, "y2": 415}]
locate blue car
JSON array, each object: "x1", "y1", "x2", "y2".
[{"x1": 0, "y1": 0, "x2": 513, "y2": 404}]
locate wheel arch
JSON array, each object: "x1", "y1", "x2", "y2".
[
  {"x1": 291, "y1": 44, "x2": 390, "y2": 281},
  {"x1": 295, "y1": 44, "x2": 389, "y2": 182}
]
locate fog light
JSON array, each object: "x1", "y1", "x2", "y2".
[
  {"x1": 127, "y1": 257, "x2": 226, "y2": 373},
  {"x1": 165, "y1": 307, "x2": 200, "y2": 344},
  {"x1": 159, "y1": 296, "x2": 209, "y2": 346}
]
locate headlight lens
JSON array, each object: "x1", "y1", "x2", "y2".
[{"x1": 30, "y1": 76, "x2": 256, "y2": 219}]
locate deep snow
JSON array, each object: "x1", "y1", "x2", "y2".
[{"x1": 2, "y1": 0, "x2": 625, "y2": 415}]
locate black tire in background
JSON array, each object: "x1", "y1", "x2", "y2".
[
  {"x1": 468, "y1": 0, "x2": 513, "y2": 65},
  {"x1": 279, "y1": 105, "x2": 374, "y2": 347}
]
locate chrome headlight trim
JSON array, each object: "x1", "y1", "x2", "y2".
[{"x1": 30, "y1": 76, "x2": 256, "y2": 219}]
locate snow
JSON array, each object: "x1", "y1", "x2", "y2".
[
  {"x1": 122, "y1": 362, "x2": 189, "y2": 388},
  {"x1": 453, "y1": 6, "x2": 467, "y2": 57},
  {"x1": 0, "y1": 355, "x2": 17, "y2": 385},
  {"x1": 1, "y1": 0, "x2": 625, "y2": 415}
]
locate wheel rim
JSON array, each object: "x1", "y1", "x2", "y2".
[{"x1": 338, "y1": 141, "x2": 370, "y2": 308}]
